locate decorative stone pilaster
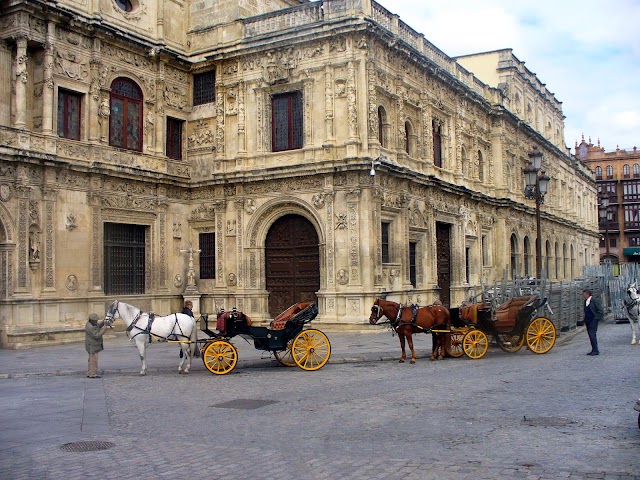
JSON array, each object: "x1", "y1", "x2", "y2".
[
  {"x1": 346, "y1": 60, "x2": 358, "y2": 142},
  {"x1": 13, "y1": 35, "x2": 28, "y2": 129},
  {"x1": 234, "y1": 198, "x2": 244, "y2": 288},
  {"x1": 237, "y1": 82, "x2": 246, "y2": 154},
  {"x1": 346, "y1": 188, "x2": 361, "y2": 285},
  {"x1": 324, "y1": 65, "x2": 334, "y2": 144},
  {"x1": 42, "y1": 186, "x2": 57, "y2": 293},
  {"x1": 213, "y1": 199, "x2": 226, "y2": 288},
  {"x1": 15, "y1": 185, "x2": 31, "y2": 293}
]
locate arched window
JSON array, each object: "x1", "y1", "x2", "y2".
[
  {"x1": 545, "y1": 240, "x2": 552, "y2": 277},
  {"x1": 595, "y1": 166, "x2": 602, "y2": 179},
  {"x1": 377, "y1": 106, "x2": 386, "y2": 148},
  {"x1": 110, "y1": 78, "x2": 143, "y2": 151},
  {"x1": 433, "y1": 120, "x2": 442, "y2": 168},
  {"x1": 404, "y1": 121, "x2": 412, "y2": 155},
  {"x1": 634, "y1": 164, "x2": 639, "y2": 177},
  {"x1": 606, "y1": 165, "x2": 613, "y2": 178},
  {"x1": 523, "y1": 236, "x2": 531, "y2": 277},
  {"x1": 510, "y1": 233, "x2": 518, "y2": 278},
  {"x1": 624, "y1": 164, "x2": 630, "y2": 178},
  {"x1": 477, "y1": 150, "x2": 484, "y2": 181}
]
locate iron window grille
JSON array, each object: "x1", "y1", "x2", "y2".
[
  {"x1": 199, "y1": 232, "x2": 216, "y2": 279},
  {"x1": 104, "y1": 223, "x2": 145, "y2": 295},
  {"x1": 193, "y1": 70, "x2": 215, "y2": 106}
]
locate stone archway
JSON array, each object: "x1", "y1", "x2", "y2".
[{"x1": 265, "y1": 214, "x2": 320, "y2": 318}]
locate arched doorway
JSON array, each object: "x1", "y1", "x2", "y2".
[{"x1": 265, "y1": 214, "x2": 320, "y2": 318}]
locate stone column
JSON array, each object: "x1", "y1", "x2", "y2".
[
  {"x1": 234, "y1": 198, "x2": 245, "y2": 288},
  {"x1": 238, "y1": 81, "x2": 246, "y2": 154},
  {"x1": 346, "y1": 188, "x2": 361, "y2": 286},
  {"x1": 41, "y1": 22, "x2": 55, "y2": 135},
  {"x1": 14, "y1": 184, "x2": 31, "y2": 295},
  {"x1": 154, "y1": 63, "x2": 165, "y2": 154},
  {"x1": 214, "y1": 200, "x2": 226, "y2": 288},
  {"x1": 324, "y1": 65, "x2": 334, "y2": 145},
  {"x1": 13, "y1": 35, "x2": 28, "y2": 129}
]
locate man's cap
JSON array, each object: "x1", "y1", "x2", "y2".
[{"x1": 88, "y1": 313, "x2": 100, "y2": 322}]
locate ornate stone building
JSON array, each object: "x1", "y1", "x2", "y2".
[
  {"x1": 578, "y1": 136, "x2": 640, "y2": 265},
  {"x1": 0, "y1": 0, "x2": 598, "y2": 347}
]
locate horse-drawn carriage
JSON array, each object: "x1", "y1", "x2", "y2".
[
  {"x1": 198, "y1": 302, "x2": 331, "y2": 375},
  {"x1": 448, "y1": 295, "x2": 556, "y2": 359},
  {"x1": 369, "y1": 295, "x2": 556, "y2": 362},
  {"x1": 104, "y1": 300, "x2": 330, "y2": 376}
]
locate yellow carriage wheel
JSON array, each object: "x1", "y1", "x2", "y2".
[
  {"x1": 292, "y1": 329, "x2": 331, "y2": 371},
  {"x1": 495, "y1": 332, "x2": 525, "y2": 353},
  {"x1": 526, "y1": 317, "x2": 556, "y2": 354},
  {"x1": 202, "y1": 340, "x2": 238, "y2": 375},
  {"x1": 463, "y1": 330, "x2": 489, "y2": 359},
  {"x1": 445, "y1": 331, "x2": 465, "y2": 358},
  {"x1": 274, "y1": 339, "x2": 296, "y2": 367}
]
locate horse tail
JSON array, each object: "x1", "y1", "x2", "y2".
[{"x1": 189, "y1": 316, "x2": 197, "y2": 358}]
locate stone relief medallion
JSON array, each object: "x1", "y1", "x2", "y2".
[
  {"x1": 173, "y1": 273, "x2": 183, "y2": 288},
  {"x1": 65, "y1": 274, "x2": 78, "y2": 291},
  {"x1": 337, "y1": 268, "x2": 349, "y2": 285},
  {"x1": 227, "y1": 272, "x2": 237, "y2": 286}
]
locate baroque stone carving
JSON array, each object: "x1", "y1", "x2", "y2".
[
  {"x1": 337, "y1": 268, "x2": 348, "y2": 285},
  {"x1": 54, "y1": 51, "x2": 89, "y2": 80},
  {"x1": 164, "y1": 85, "x2": 187, "y2": 109},
  {"x1": 335, "y1": 212, "x2": 347, "y2": 230},
  {"x1": 65, "y1": 274, "x2": 78, "y2": 291}
]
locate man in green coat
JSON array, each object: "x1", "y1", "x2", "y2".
[{"x1": 85, "y1": 313, "x2": 107, "y2": 378}]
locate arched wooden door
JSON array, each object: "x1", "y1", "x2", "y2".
[{"x1": 265, "y1": 214, "x2": 320, "y2": 318}]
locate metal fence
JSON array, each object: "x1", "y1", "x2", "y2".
[{"x1": 463, "y1": 269, "x2": 605, "y2": 334}]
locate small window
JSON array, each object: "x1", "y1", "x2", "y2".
[
  {"x1": 272, "y1": 91, "x2": 303, "y2": 152},
  {"x1": 57, "y1": 89, "x2": 82, "y2": 140},
  {"x1": 409, "y1": 242, "x2": 417, "y2": 287},
  {"x1": 465, "y1": 246, "x2": 470, "y2": 284},
  {"x1": 104, "y1": 223, "x2": 145, "y2": 295},
  {"x1": 609, "y1": 238, "x2": 617, "y2": 248},
  {"x1": 378, "y1": 106, "x2": 387, "y2": 148},
  {"x1": 606, "y1": 165, "x2": 613, "y2": 179},
  {"x1": 381, "y1": 222, "x2": 390, "y2": 263},
  {"x1": 634, "y1": 164, "x2": 639, "y2": 178},
  {"x1": 115, "y1": 0, "x2": 134, "y2": 12},
  {"x1": 166, "y1": 117, "x2": 183, "y2": 160},
  {"x1": 624, "y1": 164, "x2": 630, "y2": 178},
  {"x1": 404, "y1": 121, "x2": 412, "y2": 154},
  {"x1": 193, "y1": 70, "x2": 215, "y2": 106},
  {"x1": 199, "y1": 232, "x2": 216, "y2": 279},
  {"x1": 595, "y1": 166, "x2": 602, "y2": 180},
  {"x1": 433, "y1": 120, "x2": 442, "y2": 168}
]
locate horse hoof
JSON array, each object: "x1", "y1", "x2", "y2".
[
  {"x1": 632, "y1": 340, "x2": 637, "y2": 345},
  {"x1": 410, "y1": 359, "x2": 416, "y2": 364},
  {"x1": 139, "y1": 372, "x2": 146, "y2": 376},
  {"x1": 399, "y1": 359, "x2": 405, "y2": 363}
]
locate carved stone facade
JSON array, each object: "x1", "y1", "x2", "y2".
[{"x1": 0, "y1": 0, "x2": 598, "y2": 347}]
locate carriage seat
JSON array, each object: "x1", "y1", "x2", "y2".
[
  {"x1": 493, "y1": 295, "x2": 537, "y2": 331},
  {"x1": 460, "y1": 302, "x2": 492, "y2": 324},
  {"x1": 269, "y1": 302, "x2": 314, "y2": 330}
]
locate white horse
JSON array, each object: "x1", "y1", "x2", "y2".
[
  {"x1": 623, "y1": 283, "x2": 640, "y2": 345},
  {"x1": 105, "y1": 300, "x2": 198, "y2": 375}
]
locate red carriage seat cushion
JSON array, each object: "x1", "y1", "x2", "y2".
[
  {"x1": 493, "y1": 295, "x2": 537, "y2": 332},
  {"x1": 269, "y1": 302, "x2": 313, "y2": 330}
]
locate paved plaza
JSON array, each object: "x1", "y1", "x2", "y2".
[{"x1": 0, "y1": 322, "x2": 639, "y2": 479}]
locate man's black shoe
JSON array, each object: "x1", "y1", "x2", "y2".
[{"x1": 591, "y1": 351, "x2": 599, "y2": 355}]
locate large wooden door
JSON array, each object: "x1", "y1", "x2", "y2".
[
  {"x1": 265, "y1": 215, "x2": 320, "y2": 318},
  {"x1": 435, "y1": 222, "x2": 451, "y2": 308}
]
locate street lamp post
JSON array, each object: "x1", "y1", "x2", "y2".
[
  {"x1": 599, "y1": 195, "x2": 611, "y2": 263},
  {"x1": 524, "y1": 147, "x2": 551, "y2": 279}
]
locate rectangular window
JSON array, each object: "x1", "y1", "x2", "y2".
[
  {"x1": 166, "y1": 117, "x2": 183, "y2": 160},
  {"x1": 57, "y1": 89, "x2": 82, "y2": 140},
  {"x1": 432, "y1": 121, "x2": 442, "y2": 168},
  {"x1": 623, "y1": 180, "x2": 640, "y2": 201},
  {"x1": 104, "y1": 223, "x2": 145, "y2": 295},
  {"x1": 409, "y1": 242, "x2": 417, "y2": 287},
  {"x1": 481, "y1": 235, "x2": 489, "y2": 266},
  {"x1": 381, "y1": 222, "x2": 390, "y2": 263},
  {"x1": 609, "y1": 238, "x2": 617, "y2": 248},
  {"x1": 465, "y1": 247, "x2": 471, "y2": 284},
  {"x1": 625, "y1": 205, "x2": 640, "y2": 229},
  {"x1": 193, "y1": 70, "x2": 215, "y2": 106},
  {"x1": 628, "y1": 234, "x2": 640, "y2": 247},
  {"x1": 272, "y1": 91, "x2": 303, "y2": 152},
  {"x1": 199, "y1": 232, "x2": 216, "y2": 279}
]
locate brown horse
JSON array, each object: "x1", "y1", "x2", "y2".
[{"x1": 369, "y1": 298, "x2": 451, "y2": 363}]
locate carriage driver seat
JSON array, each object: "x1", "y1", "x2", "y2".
[
  {"x1": 269, "y1": 302, "x2": 314, "y2": 330},
  {"x1": 493, "y1": 295, "x2": 537, "y2": 332}
]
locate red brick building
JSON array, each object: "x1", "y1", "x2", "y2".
[{"x1": 578, "y1": 136, "x2": 640, "y2": 264}]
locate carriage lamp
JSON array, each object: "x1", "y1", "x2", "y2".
[{"x1": 523, "y1": 146, "x2": 551, "y2": 279}]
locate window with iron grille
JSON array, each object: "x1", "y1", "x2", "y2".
[
  {"x1": 104, "y1": 223, "x2": 145, "y2": 295},
  {"x1": 193, "y1": 70, "x2": 215, "y2": 106},
  {"x1": 57, "y1": 89, "x2": 82, "y2": 140},
  {"x1": 199, "y1": 232, "x2": 216, "y2": 279},
  {"x1": 381, "y1": 222, "x2": 390, "y2": 263},
  {"x1": 109, "y1": 78, "x2": 143, "y2": 151},
  {"x1": 409, "y1": 241, "x2": 417, "y2": 287},
  {"x1": 166, "y1": 117, "x2": 183, "y2": 160},
  {"x1": 272, "y1": 91, "x2": 303, "y2": 152}
]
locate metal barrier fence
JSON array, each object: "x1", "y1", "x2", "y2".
[{"x1": 463, "y1": 269, "x2": 605, "y2": 334}]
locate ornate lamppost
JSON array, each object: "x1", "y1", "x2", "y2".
[
  {"x1": 524, "y1": 147, "x2": 551, "y2": 279},
  {"x1": 598, "y1": 195, "x2": 612, "y2": 263}
]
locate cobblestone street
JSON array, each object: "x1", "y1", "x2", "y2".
[{"x1": 1, "y1": 322, "x2": 639, "y2": 479}]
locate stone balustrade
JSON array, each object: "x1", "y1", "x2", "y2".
[{"x1": 243, "y1": 2, "x2": 324, "y2": 37}]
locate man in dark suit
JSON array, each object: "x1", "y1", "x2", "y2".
[{"x1": 582, "y1": 289, "x2": 604, "y2": 355}]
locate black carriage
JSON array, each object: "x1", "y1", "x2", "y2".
[
  {"x1": 197, "y1": 302, "x2": 330, "y2": 375},
  {"x1": 447, "y1": 295, "x2": 556, "y2": 359}
]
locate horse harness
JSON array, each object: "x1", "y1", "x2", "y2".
[{"x1": 113, "y1": 302, "x2": 191, "y2": 343}]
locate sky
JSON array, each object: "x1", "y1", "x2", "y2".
[{"x1": 378, "y1": 0, "x2": 640, "y2": 153}]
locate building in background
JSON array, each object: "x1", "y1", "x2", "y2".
[
  {"x1": 0, "y1": 0, "x2": 598, "y2": 347},
  {"x1": 578, "y1": 136, "x2": 640, "y2": 266}
]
